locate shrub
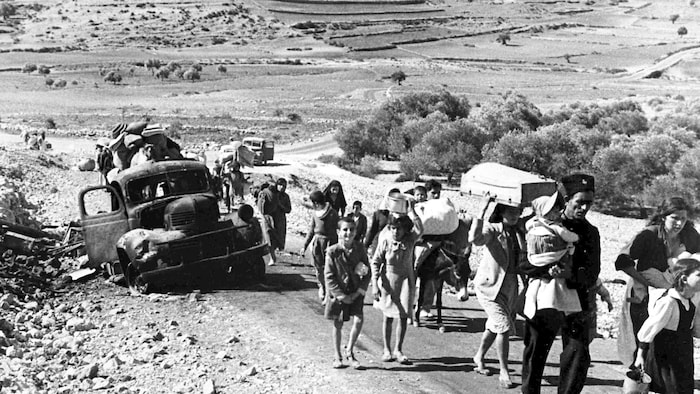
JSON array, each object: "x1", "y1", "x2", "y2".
[
  {"x1": 166, "y1": 61, "x2": 180, "y2": 72},
  {"x1": 287, "y1": 113, "x2": 302, "y2": 123},
  {"x1": 45, "y1": 118, "x2": 56, "y2": 129},
  {"x1": 356, "y1": 156, "x2": 380, "y2": 178},
  {"x1": 145, "y1": 58, "x2": 161, "y2": 74},
  {"x1": 45, "y1": 78, "x2": 54, "y2": 87},
  {"x1": 155, "y1": 67, "x2": 170, "y2": 80},
  {"x1": 390, "y1": 70, "x2": 406, "y2": 85},
  {"x1": 183, "y1": 68, "x2": 200, "y2": 81},
  {"x1": 217, "y1": 65, "x2": 227, "y2": 73},
  {"x1": 104, "y1": 71, "x2": 122, "y2": 84},
  {"x1": 38, "y1": 65, "x2": 50, "y2": 75},
  {"x1": 53, "y1": 79, "x2": 67, "y2": 88},
  {"x1": 497, "y1": 33, "x2": 511, "y2": 45},
  {"x1": 22, "y1": 63, "x2": 37, "y2": 73},
  {"x1": 678, "y1": 26, "x2": 688, "y2": 36},
  {"x1": 191, "y1": 63, "x2": 203, "y2": 72},
  {"x1": 670, "y1": 14, "x2": 680, "y2": 24},
  {"x1": 472, "y1": 91, "x2": 541, "y2": 138},
  {"x1": 0, "y1": 3, "x2": 17, "y2": 20}
]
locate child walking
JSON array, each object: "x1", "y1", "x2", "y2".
[
  {"x1": 302, "y1": 190, "x2": 339, "y2": 303},
  {"x1": 371, "y1": 199, "x2": 423, "y2": 365},
  {"x1": 325, "y1": 217, "x2": 371, "y2": 369},
  {"x1": 633, "y1": 257, "x2": 700, "y2": 394}
]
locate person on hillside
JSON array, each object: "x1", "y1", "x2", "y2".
[
  {"x1": 364, "y1": 188, "x2": 400, "y2": 254},
  {"x1": 95, "y1": 138, "x2": 114, "y2": 185},
  {"x1": 302, "y1": 190, "x2": 340, "y2": 303},
  {"x1": 347, "y1": 200, "x2": 367, "y2": 244},
  {"x1": 615, "y1": 197, "x2": 700, "y2": 366},
  {"x1": 258, "y1": 179, "x2": 281, "y2": 264},
  {"x1": 633, "y1": 257, "x2": 700, "y2": 394},
  {"x1": 520, "y1": 173, "x2": 600, "y2": 394},
  {"x1": 324, "y1": 180, "x2": 347, "y2": 217},
  {"x1": 469, "y1": 196, "x2": 526, "y2": 389},
  {"x1": 325, "y1": 217, "x2": 371, "y2": 369},
  {"x1": 275, "y1": 178, "x2": 292, "y2": 253},
  {"x1": 371, "y1": 206, "x2": 423, "y2": 365}
]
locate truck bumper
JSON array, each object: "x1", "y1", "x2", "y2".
[{"x1": 138, "y1": 243, "x2": 269, "y2": 284}]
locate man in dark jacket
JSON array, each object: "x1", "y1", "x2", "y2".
[{"x1": 520, "y1": 173, "x2": 600, "y2": 394}]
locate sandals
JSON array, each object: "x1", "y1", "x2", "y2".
[
  {"x1": 346, "y1": 349, "x2": 361, "y2": 369},
  {"x1": 394, "y1": 351, "x2": 411, "y2": 365},
  {"x1": 498, "y1": 377, "x2": 515, "y2": 389},
  {"x1": 381, "y1": 351, "x2": 395, "y2": 362},
  {"x1": 332, "y1": 358, "x2": 344, "y2": 369}
]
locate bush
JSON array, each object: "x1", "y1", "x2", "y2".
[
  {"x1": 287, "y1": 113, "x2": 302, "y2": 123},
  {"x1": 183, "y1": 68, "x2": 200, "y2": 81},
  {"x1": 45, "y1": 118, "x2": 56, "y2": 129},
  {"x1": 678, "y1": 26, "x2": 688, "y2": 36},
  {"x1": 155, "y1": 67, "x2": 170, "y2": 80},
  {"x1": 22, "y1": 63, "x2": 37, "y2": 73},
  {"x1": 390, "y1": 70, "x2": 406, "y2": 85},
  {"x1": 146, "y1": 58, "x2": 161, "y2": 74},
  {"x1": 472, "y1": 91, "x2": 541, "y2": 138},
  {"x1": 356, "y1": 156, "x2": 380, "y2": 178},
  {"x1": 0, "y1": 3, "x2": 17, "y2": 19},
  {"x1": 54, "y1": 79, "x2": 67, "y2": 88},
  {"x1": 38, "y1": 65, "x2": 50, "y2": 75},
  {"x1": 104, "y1": 71, "x2": 122, "y2": 84},
  {"x1": 497, "y1": 33, "x2": 511, "y2": 45},
  {"x1": 45, "y1": 78, "x2": 54, "y2": 87},
  {"x1": 166, "y1": 61, "x2": 181, "y2": 72},
  {"x1": 217, "y1": 65, "x2": 227, "y2": 73}
]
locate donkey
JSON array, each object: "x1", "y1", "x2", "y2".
[{"x1": 414, "y1": 217, "x2": 473, "y2": 332}]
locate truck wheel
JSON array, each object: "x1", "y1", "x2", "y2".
[
  {"x1": 126, "y1": 263, "x2": 150, "y2": 295},
  {"x1": 253, "y1": 257, "x2": 266, "y2": 282}
]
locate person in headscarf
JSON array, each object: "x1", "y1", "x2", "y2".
[
  {"x1": 258, "y1": 179, "x2": 281, "y2": 264},
  {"x1": 275, "y1": 178, "x2": 292, "y2": 252},
  {"x1": 323, "y1": 180, "x2": 347, "y2": 217},
  {"x1": 364, "y1": 188, "x2": 400, "y2": 254}
]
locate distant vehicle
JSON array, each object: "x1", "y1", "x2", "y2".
[
  {"x1": 78, "y1": 160, "x2": 268, "y2": 293},
  {"x1": 242, "y1": 137, "x2": 274, "y2": 165}
]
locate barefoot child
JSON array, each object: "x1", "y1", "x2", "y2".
[
  {"x1": 301, "y1": 190, "x2": 339, "y2": 303},
  {"x1": 325, "y1": 217, "x2": 371, "y2": 369},
  {"x1": 633, "y1": 257, "x2": 700, "y2": 394},
  {"x1": 371, "y1": 197, "x2": 423, "y2": 365}
]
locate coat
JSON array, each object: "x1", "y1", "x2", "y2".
[{"x1": 469, "y1": 217, "x2": 526, "y2": 301}]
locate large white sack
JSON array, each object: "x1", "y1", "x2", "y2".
[{"x1": 415, "y1": 198, "x2": 459, "y2": 235}]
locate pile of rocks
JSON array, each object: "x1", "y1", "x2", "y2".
[{"x1": 0, "y1": 174, "x2": 41, "y2": 229}]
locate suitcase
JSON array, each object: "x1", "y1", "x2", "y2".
[{"x1": 460, "y1": 162, "x2": 556, "y2": 207}]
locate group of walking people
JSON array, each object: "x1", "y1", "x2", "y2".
[{"x1": 310, "y1": 173, "x2": 700, "y2": 394}]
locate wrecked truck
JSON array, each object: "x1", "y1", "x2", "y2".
[{"x1": 78, "y1": 160, "x2": 268, "y2": 293}]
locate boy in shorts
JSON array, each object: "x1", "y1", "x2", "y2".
[{"x1": 325, "y1": 217, "x2": 370, "y2": 369}]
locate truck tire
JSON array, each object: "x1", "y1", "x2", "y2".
[{"x1": 126, "y1": 263, "x2": 150, "y2": 295}]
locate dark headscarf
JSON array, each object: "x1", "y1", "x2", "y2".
[{"x1": 323, "y1": 179, "x2": 347, "y2": 213}]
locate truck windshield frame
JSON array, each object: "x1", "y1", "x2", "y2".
[{"x1": 126, "y1": 169, "x2": 210, "y2": 204}]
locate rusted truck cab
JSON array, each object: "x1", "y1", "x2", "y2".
[{"x1": 79, "y1": 160, "x2": 268, "y2": 293}]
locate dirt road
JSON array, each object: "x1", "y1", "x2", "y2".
[{"x1": 251, "y1": 236, "x2": 626, "y2": 394}]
